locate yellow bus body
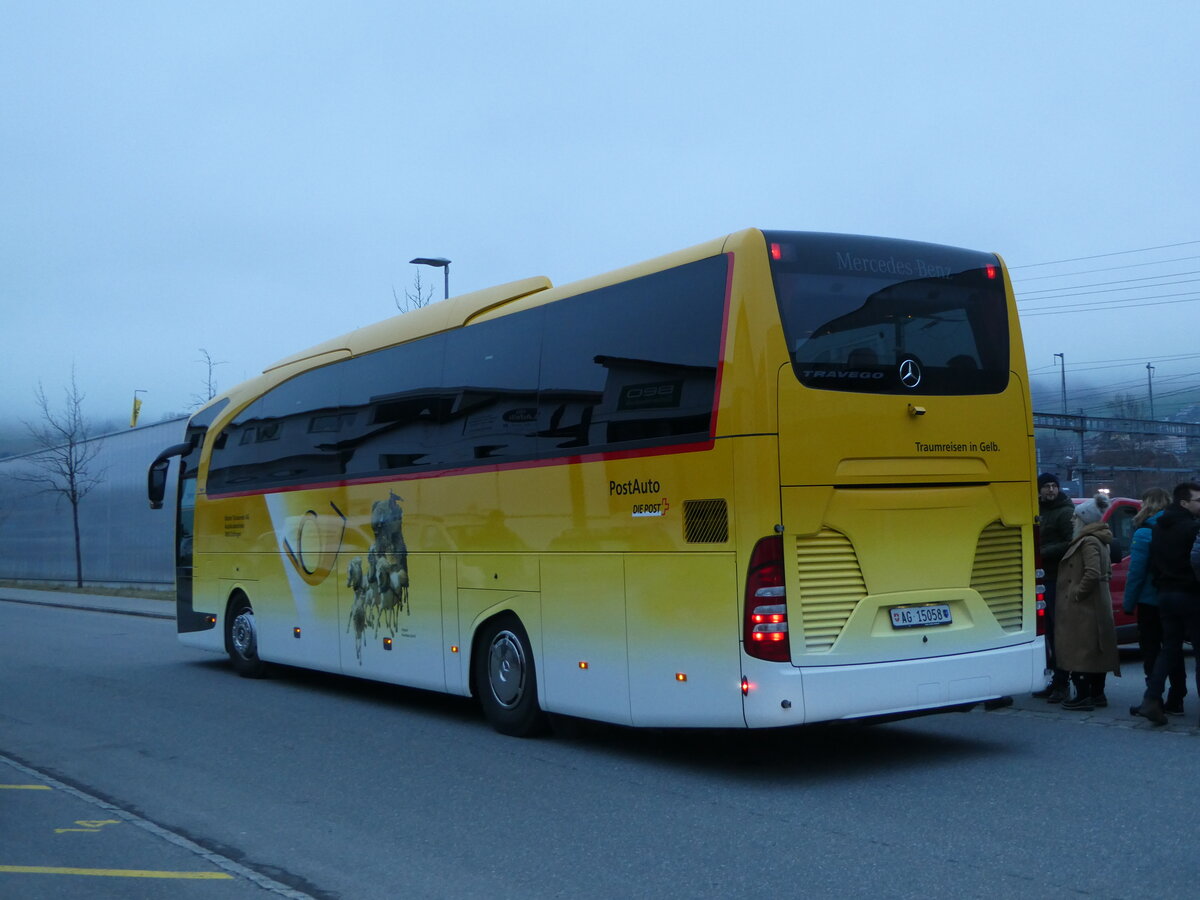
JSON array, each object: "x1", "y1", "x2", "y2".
[{"x1": 167, "y1": 228, "x2": 1042, "y2": 731}]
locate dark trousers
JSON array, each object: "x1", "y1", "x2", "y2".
[
  {"x1": 1071, "y1": 671, "x2": 1106, "y2": 698},
  {"x1": 1137, "y1": 603, "x2": 1188, "y2": 700},
  {"x1": 1043, "y1": 579, "x2": 1068, "y2": 687},
  {"x1": 1144, "y1": 591, "x2": 1200, "y2": 703}
]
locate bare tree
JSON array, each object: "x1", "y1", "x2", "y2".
[
  {"x1": 191, "y1": 348, "x2": 227, "y2": 409},
  {"x1": 393, "y1": 267, "x2": 436, "y2": 313},
  {"x1": 18, "y1": 369, "x2": 105, "y2": 588}
]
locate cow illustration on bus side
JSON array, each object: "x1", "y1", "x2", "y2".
[{"x1": 346, "y1": 492, "x2": 411, "y2": 661}]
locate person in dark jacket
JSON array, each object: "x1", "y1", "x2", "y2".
[
  {"x1": 1123, "y1": 488, "x2": 1187, "y2": 717},
  {"x1": 1135, "y1": 482, "x2": 1200, "y2": 725},
  {"x1": 1033, "y1": 472, "x2": 1078, "y2": 701}
]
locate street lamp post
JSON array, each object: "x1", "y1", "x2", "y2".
[
  {"x1": 1053, "y1": 353, "x2": 1067, "y2": 414},
  {"x1": 1147, "y1": 362, "x2": 1156, "y2": 419},
  {"x1": 410, "y1": 257, "x2": 451, "y2": 300}
]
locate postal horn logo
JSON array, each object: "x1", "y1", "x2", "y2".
[{"x1": 899, "y1": 358, "x2": 922, "y2": 389}]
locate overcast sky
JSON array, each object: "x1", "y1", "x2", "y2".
[{"x1": 2, "y1": 1, "x2": 1197, "y2": 430}]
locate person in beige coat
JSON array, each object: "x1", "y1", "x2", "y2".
[{"x1": 1054, "y1": 495, "x2": 1121, "y2": 711}]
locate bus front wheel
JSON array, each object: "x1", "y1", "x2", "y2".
[
  {"x1": 474, "y1": 616, "x2": 546, "y2": 737},
  {"x1": 227, "y1": 595, "x2": 267, "y2": 678}
]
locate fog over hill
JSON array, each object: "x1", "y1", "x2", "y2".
[{"x1": 1030, "y1": 374, "x2": 1200, "y2": 422}]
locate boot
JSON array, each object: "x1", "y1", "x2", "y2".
[
  {"x1": 1165, "y1": 688, "x2": 1185, "y2": 716},
  {"x1": 1061, "y1": 693, "x2": 1094, "y2": 711},
  {"x1": 1136, "y1": 697, "x2": 1168, "y2": 726}
]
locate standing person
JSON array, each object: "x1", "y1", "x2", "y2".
[
  {"x1": 1192, "y1": 527, "x2": 1200, "y2": 582},
  {"x1": 1033, "y1": 472, "x2": 1077, "y2": 701},
  {"x1": 1123, "y1": 487, "x2": 1187, "y2": 717},
  {"x1": 1055, "y1": 495, "x2": 1121, "y2": 710},
  {"x1": 1136, "y1": 482, "x2": 1200, "y2": 726}
]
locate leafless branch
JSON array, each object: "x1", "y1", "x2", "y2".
[{"x1": 393, "y1": 267, "x2": 436, "y2": 313}]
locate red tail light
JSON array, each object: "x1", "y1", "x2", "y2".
[
  {"x1": 744, "y1": 535, "x2": 790, "y2": 662},
  {"x1": 1033, "y1": 523, "x2": 1046, "y2": 636}
]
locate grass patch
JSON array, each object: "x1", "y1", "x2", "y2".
[{"x1": 0, "y1": 580, "x2": 173, "y2": 601}]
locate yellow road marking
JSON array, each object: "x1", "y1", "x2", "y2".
[
  {"x1": 55, "y1": 818, "x2": 121, "y2": 833},
  {"x1": 0, "y1": 784, "x2": 51, "y2": 790},
  {"x1": 0, "y1": 865, "x2": 233, "y2": 879}
]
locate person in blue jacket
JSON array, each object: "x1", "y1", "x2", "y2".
[
  {"x1": 1124, "y1": 488, "x2": 1187, "y2": 717},
  {"x1": 1192, "y1": 529, "x2": 1200, "y2": 582}
]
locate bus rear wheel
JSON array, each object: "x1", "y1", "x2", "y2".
[
  {"x1": 227, "y1": 595, "x2": 267, "y2": 678},
  {"x1": 475, "y1": 616, "x2": 546, "y2": 737}
]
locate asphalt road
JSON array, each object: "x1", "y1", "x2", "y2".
[{"x1": 2, "y1": 593, "x2": 1199, "y2": 899}]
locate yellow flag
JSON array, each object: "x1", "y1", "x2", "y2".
[{"x1": 130, "y1": 395, "x2": 143, "y2": 428}]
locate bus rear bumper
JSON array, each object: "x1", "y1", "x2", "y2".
[{"x1": 742, "y1": 638, "x2": 1044, "y2": 727}]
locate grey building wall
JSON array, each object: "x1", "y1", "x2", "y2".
[{"x1": 0, "y1": 417, "x2": 185, "y2": 587}]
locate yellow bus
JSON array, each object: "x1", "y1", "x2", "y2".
[{"x1": 149, "y1": 228, "x2": 1043, "y2": 735}]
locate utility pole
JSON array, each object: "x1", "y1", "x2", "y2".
[
  {"x1": 1054, "y1": 353, "x2": 1067, "y2": 414},
  {"x1": 1146, "y1": 363, "x2": 1156, "y2": 419}
]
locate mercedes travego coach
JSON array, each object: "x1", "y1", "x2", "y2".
[{"x1": 149, "y1": 229, "x2": 1043, "y2": 735}]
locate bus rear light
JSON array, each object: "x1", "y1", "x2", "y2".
[
  {"x1": 741, "y1": 677, "x2": 751, "y2": 695},
  {"x1": 770, "y1": 242, "x2": 783, "y2": 260},
  {"x1": 985, "y1": 264, "x2": 998, "y2": 279},
  {"x1": 744, "y1": 535, "x2": 790, "y2": 662}
]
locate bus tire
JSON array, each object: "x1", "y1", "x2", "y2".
[
  {"x1": 474, "y1": 615, "x2": 547, "y2": 737},
  {"x1": 227, "y1": 594, "x2": 267, "y2": 678}
]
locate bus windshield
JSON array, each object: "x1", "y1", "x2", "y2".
[{"x1": 765, "y1": 231, "x2": 1010, "y2": 395}]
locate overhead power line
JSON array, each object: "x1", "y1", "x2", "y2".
[
  {"x1": 1016, "y1": 271, "x2": 1200, "y2": 299},
  {"x1": 1010, "y1": 254, "x2": 1200, "y2": 283},
  {"x1": 1020, "y1": 293, "x2": 1200, "y2": 317},
  {"x1": 1008, "y1": 239, "x2": 1200, "y2": 270}
]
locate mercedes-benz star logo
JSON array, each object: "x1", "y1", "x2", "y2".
[{"x1": 898, "y1": 359, "x2": 922, "y2": 389}]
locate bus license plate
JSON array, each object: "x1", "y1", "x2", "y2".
[{"x1": 890, "y1": 604, "x2": 953, "y2": 629}]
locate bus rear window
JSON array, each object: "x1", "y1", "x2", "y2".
[{"x1": 765, "y1": 231, "x2": 1010, "y2": 395}]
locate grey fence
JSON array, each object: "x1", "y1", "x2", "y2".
[{"x1": 0, "y1": 418, "x2": 184, "y2": 588}]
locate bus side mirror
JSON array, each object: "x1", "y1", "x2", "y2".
[
  {"x1": 148, "y1": 458, "x2": 170, "y2": 509},
  {"x1": 147, "y1": 442, "x2": 192, "y2": 509}
]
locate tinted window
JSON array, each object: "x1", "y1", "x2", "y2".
[
  {"x1": 441, "y1": 308, "x2": 545, "y2": 466},
  {"x1": 207, "y1": 366, "x2": 344, "y2": 493},
  {"x1": 765, "y1": 231, "x2": 1009, "y2": 395},
  {"x1": 539, "y1": 255, "x2": 727, "y2": 454},
  {"x1": 207, "y1": 255, "x2": 728, "y2": 493},
  {"x1": 337, "y1": 334, "x2": 450, "y2": 475}
]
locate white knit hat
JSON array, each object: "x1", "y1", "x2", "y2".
[{"x1": 1075, "y1": 493, "x2": 1111, "y2": 526}]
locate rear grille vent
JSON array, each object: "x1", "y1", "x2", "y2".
[
  {"x1": 795, "y1": 529, "x2": 867, "y2": 652},
  {"x1": 971, "y1": 521, "x2": 1024, "y2": 633},
  {"x1": 683, "y1": 499, "x2": 729, "y2": 543}
]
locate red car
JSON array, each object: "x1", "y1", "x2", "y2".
[{"x1": 1074, "y1": 496, "x2": 1140, "y2": 644}]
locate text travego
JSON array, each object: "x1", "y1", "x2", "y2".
[{"x1": 801, "y1": 370, "x2": 885, "y2": 379}]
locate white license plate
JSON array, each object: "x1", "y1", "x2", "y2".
[{"x1": 890, "y1": 604, "x2": 953, "y2": 629}]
